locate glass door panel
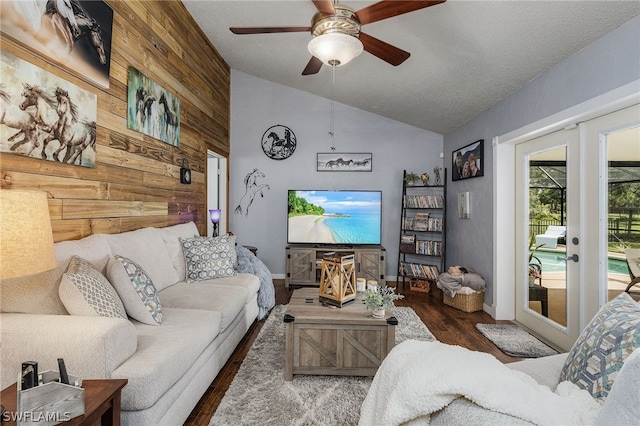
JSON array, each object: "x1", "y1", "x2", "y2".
[{"x1": 515, "y1": 128, "x2": 580, "y2": 350}]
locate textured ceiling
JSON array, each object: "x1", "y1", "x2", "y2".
[{"x1": 182, "y1": 1, "x2": 640, "y2": 135}]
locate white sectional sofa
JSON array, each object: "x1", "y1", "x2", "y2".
[{"x1": 1, "y1": 222, "x2": 263, "y2": 425}]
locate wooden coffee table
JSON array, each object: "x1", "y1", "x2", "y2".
[{"x1": 284, "y1": 287, "x2": 397, "y2": 380}]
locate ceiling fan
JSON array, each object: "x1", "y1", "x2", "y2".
[{"x1": 230, "y1": 0, "x2": 446, "y2": 75}]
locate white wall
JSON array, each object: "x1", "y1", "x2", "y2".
[
  {"x1": 444, "y1": 16, "x2": 640, "y2": 308},
  {"x1": 229, "y1": 70, "x2": 443, "y2": 276}
]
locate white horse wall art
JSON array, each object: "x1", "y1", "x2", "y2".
[{"x1": 0, "y1": 51, "x2": 97, "y2": 168}]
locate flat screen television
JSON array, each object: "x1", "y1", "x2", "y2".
[{"x1": 287, "y1": 190, "x2": 382, "y2": 245}]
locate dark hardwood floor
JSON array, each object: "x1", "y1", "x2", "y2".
[{"x1": 184, "y1": 280, "x2": 518, "y2": 425}]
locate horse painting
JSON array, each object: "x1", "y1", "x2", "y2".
[
  {"x1": 159, "y1": 92, "x2": 178, "y2": 142},
  {"x1": 316, "y1": 153, "x2": 373, "y2": 172},
  {"x1": 127, "y1": 67, "x2": 180, "y2": 146},
  {"x1": 19, "y1": 84, "x2": 60, "y2": 159},
  {"x1": 234, "y1": 169, "x2": 270, "y2": 216},
  {"x1": 44, "y1": 1, "x2": 107, "y2": 65},
  {"x1": 0, "y1": 85, "x2": 39, "y2": 155},
  {"x1": 0, "y1": 0, "x2": 113, "y2": 89},
  {"x1": 48, "y1": 87, "x2": 96, "y2": 164},
  {"x1": 0, "y1": 51, "x2": 98, "y2": 167}
]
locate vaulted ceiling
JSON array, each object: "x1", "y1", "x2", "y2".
[{"x1": 183, "y1": 1, "x2": 640, "y2": 135}]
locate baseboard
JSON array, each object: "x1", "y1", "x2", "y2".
[
  {"x1": 272, "y1": 273, "x2": 286, "y2": 280},
  {"x1": 483, "y1": 303, "x2": 495, "y2": 318}
]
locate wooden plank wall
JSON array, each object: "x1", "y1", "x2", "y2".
[{"x1": 0, "y1": 0, "x2": 229, "y2": 241}]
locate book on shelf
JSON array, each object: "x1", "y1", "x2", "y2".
[
  {"x1": 399, "y1": 261, "x2": 440, "y2": 280},
  {"x1": 402, "y1": 217, "x2": 443, "y2": 232},
  {"x1": 403, "y1": 195, "x2": 444, "y2": 209},
  {"x1": 401, "y1": 233, "x2": 416, "y2": 243}
]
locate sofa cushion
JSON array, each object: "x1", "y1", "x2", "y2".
[
  {"x1": 59, "y1": 256, "x2": 126, "y2": 319},
  {"x1": 104, "y1": 228, "x2": 179, "y2": 291},
  {"x1": 107, "y1": 255, "x2": 163, "y2": 325},
  {"x1": 111, "y1": 307, "x2": 221, "y2": 411},
  {"x1": 159, "y1": 281, "x2": 248, "y2": 332},
  {"x1": 55, "y1": 234, "x2": 112, "y2": 274},
  {"x1": 206, "y1": 273, "x2": 261, "y2": 298},
  {"x1": 179, "y1": 236, "x2": 237, "y2": 282},
  {"x1": 155, "y1": 222, "x2": 199, "y2": 282},
  {"x1": 559, "y1": 292, "x2": 640, "y2": 401}
]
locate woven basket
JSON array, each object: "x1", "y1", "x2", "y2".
[{"x1": 443, "y1": 290, "x2": 484, "y2": 312}]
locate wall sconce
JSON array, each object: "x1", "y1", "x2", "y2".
[
  {"x1": 180, "y1": 159, "x2": 191, "y2": 184},
  {"x1": 0, "y1": 190, "x2": 57, "y2": 279},
  {"x1": 209, "y1": 209, "x2": 221, "y2": 237}
]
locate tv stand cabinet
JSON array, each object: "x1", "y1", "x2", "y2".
[{"x1": 285, "y1": 245, "x2": 386, "y2": 288}]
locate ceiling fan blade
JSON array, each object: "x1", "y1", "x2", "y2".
[
  {"x1": 230, "y1": 26, "x2": 311, "y2": 35},
  {"x1": 312, "y1": 0, "x2": 336, "y2": 15},
  {"x1": 359, "y1": 32, "x2": 410, "y2": 66},
  {"x1": 302, "y1": 56, "x2": 323, "y2": 75},
  {"x1": 356, "y1": 0, "x2": 446, "y2": 25}
]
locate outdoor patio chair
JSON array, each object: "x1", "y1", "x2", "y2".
[
  {"x1": 625, "y1": 248, "x2": 640, "y2": 294},
  {"x1": 535, "y1": 225, "x2": 566, "y2": 249}
]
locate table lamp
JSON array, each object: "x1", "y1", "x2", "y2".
[
  {"x1": 0, "y1": 189, "x2": 57, "y2": 279},
  {"x1": 209, "y1": 209, "x2": 221, "y2": 237}
]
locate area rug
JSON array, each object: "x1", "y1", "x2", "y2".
[
  {"x1": 475, "y1": 324, "x2": 559, "y2": 358},
  {"x1": 209, "y1": 305, "x2": 435, "y2": 426}
]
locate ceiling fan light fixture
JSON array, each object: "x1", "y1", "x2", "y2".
[{"x1": 307, "y1": 32, "x2": 363, "y2": 67}]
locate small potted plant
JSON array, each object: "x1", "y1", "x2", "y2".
[
  {"x1": 364, "y1": 283, "x2": 404, "y2": 318},
  {"x1": 405, "y1": 172, "x2": 420, "y2": 186}
]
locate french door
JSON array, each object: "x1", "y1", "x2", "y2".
[
  {"x1": 514, "y1": 104, "x2": 639, "y2": 350},
  {"x1": 515, "y1": 127, "x2": 580, "y2": 350}
]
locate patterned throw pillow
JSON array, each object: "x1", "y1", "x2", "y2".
[
  {"x1": 58, "y1": 256, "x2": 126, "y2": 319},
  {"x1": 106, "y1": 255, "x2": 163, "y2": 325},
  {"x1": 179, "y1": 236, "x2": 237, "y2": 282},
  {"x1": 559, "y1": 292, "x2": 640, "y2": 401}
]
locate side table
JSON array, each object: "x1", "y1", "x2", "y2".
[{"x1": 1, "y1": 379, "x2": 127, "y2": 426}]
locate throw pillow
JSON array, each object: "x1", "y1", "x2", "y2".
[
  {"x1": 107, "y1": 255, "x2": 163, "y2": 325},
  {"x1": 59, "y1": 256, "x2": 126, "y2": 319},
  {"x1": 179, "y1": 236, "x2": 237, "y2": 282},
  {"x1": 559, "y1": 292, "x2": 640, "y2": 401}
]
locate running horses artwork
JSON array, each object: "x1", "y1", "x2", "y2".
[
  {"x1": 316, "y1": 153, "x2": 373, "y2": 172},
  {"x1": 260, "y1": 125, "x2": 297, "y2": 160},
  {"x1": 127, "y1": 67, "x2": 181, "y2": 147},
  {"x1": 0, "y1": 50, "x2": 98, "y2": 168},
  {"x1": 235, "y1": 169, "x2": 270, "y2": 217},
  {"x1": 0, "y1": 1, "x2": 113, "y2": 89}
]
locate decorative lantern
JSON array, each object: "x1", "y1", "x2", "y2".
[{"x1": 319, "y1": 252, "x2": 356, "y2": 307}]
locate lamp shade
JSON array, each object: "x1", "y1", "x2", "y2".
[
  {"x1": 209, "y1": 209, "x2": 221, "y2": 224},
  {"x1": 0, "y1": 189, "x2": 56, "y2": 279},
  {"x1": 307, "y1": 32, "x2": 363, "y2": 67}
]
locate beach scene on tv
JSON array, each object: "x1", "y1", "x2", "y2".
[{"x1": 288, "y1": 190, "x2": 382, "y2": 245}]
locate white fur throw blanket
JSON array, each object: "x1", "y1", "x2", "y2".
[{"x1": 359, "y1": 340, "x2": 601, "y2": 426}]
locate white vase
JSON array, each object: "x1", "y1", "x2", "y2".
[{"x1": 372, "y1": 308, "x2": 385, "y2": 319}]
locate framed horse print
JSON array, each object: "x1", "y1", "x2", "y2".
[
  {"x1": 127, "y1": 67, "x2": 180, "y2": 147},
  {"x1": 317, "y1": 153, "x2": 372, "y2": 172},
  {"x1": 0, "y1": 50, "x2": 97, "y2": 168},
  {"x1": 0, "y1": 1, "x2": 113, "y2": 89}
]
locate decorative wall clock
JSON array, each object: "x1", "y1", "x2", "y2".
[{"x1": 261, "y1": 125, "x2": 297, "y2": 160}]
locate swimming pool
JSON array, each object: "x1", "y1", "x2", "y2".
[{"x1": 533, "y1": 250, "x2": 628, "y2": 274}]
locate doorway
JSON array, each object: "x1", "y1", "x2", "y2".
[
  {"x1": 207, "y1": 150, "x2": 228, "y2": 237},
  {"x1": 513, "y1": 104, "x2": 639, "y2": 350}
]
